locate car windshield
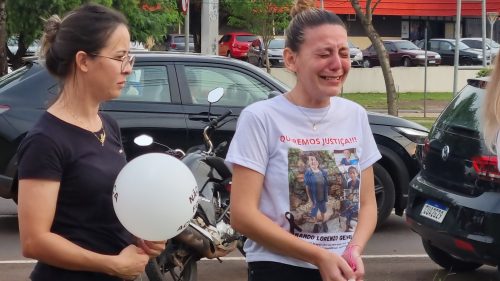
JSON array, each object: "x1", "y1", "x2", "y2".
[
  {"x1": 237, "y1": 35, "x2": 258, "y2": 42},
  {"x1": 486, "y1": 38, "x2": 500, "y2": 48},
  {"x1": 268, "y1": 39, "x2": 285, "y2": 49},
  {"x1": 0, "y1": 64, "x2": 31, "y2": 89},
  {"x1": 395, "y1": 41, "x2": 420, "y2": 50},
  {"x1": 173, "y1": 36, "x2": 194, "y2": 43},
  {"x1": 453, "y1": 41, "x2": 472, "y2": 50}
]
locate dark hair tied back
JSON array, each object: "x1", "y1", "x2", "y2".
[
  {"x1": 40, "y1": 3, "x2": 128, "y2": 79},
  {"x1": 40, "y1": 15, "x2": 62, "y2": 58},
  {"x1": 290, "y1": 0, "x2": 315, "y2": 17},
  {"x1": 286, "y1": 0, "x2": 346, "y2": 52}
]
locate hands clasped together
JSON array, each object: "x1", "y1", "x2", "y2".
[{"x1": 318, "y1": 244, "x2": 364, "y2": 281}]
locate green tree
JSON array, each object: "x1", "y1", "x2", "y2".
[
  {"x1": 2, "y1": 0, "x2": 179, "y2": 71},
  {"x1": 222, "y1": 0, "x2": 293, "y2": 73},
  {"x1": 349, "y1": 0, "x2": 398, "y2": 116},
  {"x1": 0, "y1": 0, "x2": 7, "y2": 76}
]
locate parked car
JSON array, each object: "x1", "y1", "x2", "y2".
[
  {"x1": 0, "y1": 52, "x2": 428, "y2": 226},
  {"x1": 406, "y1": 77, "x2": 500, "y2": 273},
  {"x1": 416, "y1": 38, "x2": 488, "y2": 66},
  {"x1": 362, "y1": 40, "x2": 441, "y2": 68},
  {"x1": 7, "y1": 36, "x2": 40, "y2": 56},
  {"x1": 349, "y1": 41, "x2": 363, "y2": 67},
  {"x1": 460, "y1": 37, "x2": 499, "y2": 62},
  {"x1": 165, "y1": 34, "x2": 194, "y2": 52},
  {"x1": 248, "y1": 38, "x2": 285, "y2": 67},
  {"x1": 218, "y1": 32, "x2": 258, "y2": 60}
]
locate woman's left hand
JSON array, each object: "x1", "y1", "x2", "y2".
[
  {"x1": 137, "y1": 239, "x2": 167, "y2": 258},
  {"x1": 342, "y1": 244, "x2": 365, "y2": 281}
]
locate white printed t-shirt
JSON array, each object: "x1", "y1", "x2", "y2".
[{"x1": 225, "y1": 94, "x2": 381, "y2": 269}]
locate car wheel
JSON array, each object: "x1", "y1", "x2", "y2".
[
  {"x1": 373, "y1": 163, "x2": 395, "y2": 226},
  {"x1": 362, "y1": 58, "x2": 371, "y2": 68},
  {"x1": 403, "y1": 57, "x2": 412, "y2": 67},
  {"x1": 258, "y1": 58, "x2": 263, "y2": 67},
  {"x1": 422, "y1": 239, "x2": 482, "y2": 272}
]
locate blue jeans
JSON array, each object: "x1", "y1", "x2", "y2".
[{"x1": 248, "y1": 261, "x2": 322, "y2": 281}]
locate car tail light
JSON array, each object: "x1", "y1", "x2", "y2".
[
  {"x1": 170, "y1": 43, "x2": 177, "y2": 49},
  {"x1": 422, "y1": 137, "x2": 430, "y2": 157},
  {"x1": 454, "y1": 238, "x2": 475, "y2": 253},
  {"x1": 0, "y1": 105, "x2": 10, "y2": 114},
  {"x1": 471, "y1": 155, "x2": 500, "y2": 182}
]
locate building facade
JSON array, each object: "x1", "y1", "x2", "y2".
[{"x1": 321, "y1": 0, "x2": 500, "y2": 48}]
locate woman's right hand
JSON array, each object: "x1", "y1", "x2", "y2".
[
  {"x1": 317, "y1": 250, "x2": 356, "y2": 281},
  {"x1": 110, "y1": 244, "x2": 150, "y2": 280}
]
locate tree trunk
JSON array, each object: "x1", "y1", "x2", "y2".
[
  {"x1": 350, "y1": 0, "x2": 398, "y2": 116},
  {"x1": 362, "y1": 24, "x2": 398, "y2": 116},
  {"x1": 0, "y1": 0, "x2": 7, "y2": 77}
]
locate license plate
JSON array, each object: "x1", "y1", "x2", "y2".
[
  {"x1": 429, "y1": 60, "x2": 436, "y2": 64},
  {"x1": 420, "y1": 200, "x2": 448, "y2": 223}
]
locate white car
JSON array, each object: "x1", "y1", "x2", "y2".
[
  {"x1": 349, "y1": 41, "x2": 363, "y2": 67},
  {"x1": 460, "y1": 37, "x2": 499, "y2": 63}
]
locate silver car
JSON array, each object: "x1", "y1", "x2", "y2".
[
  {"x1": 165, "y1": 34, "x2": 195, "y2": 52},
  {"x1": 248, "y1": 38, "x2": 284, "y2": 67},
  {"x1": 349, "y1": 41, "x2": 363, "y2": 67}
]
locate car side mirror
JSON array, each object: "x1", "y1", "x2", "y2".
[{"x1": 208, "y1": 87, "x2": 224, "y2": 103}]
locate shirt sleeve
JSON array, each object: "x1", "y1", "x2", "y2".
[
  {"x1": 225, "y1": 110, "x2": 269, "y2": 175},
  {"x1": 17, "y1": 133, "x2": 64, "y2": 181},
  {"x1": 359, "y1": 110, "x2": 382, "y2": 171}
]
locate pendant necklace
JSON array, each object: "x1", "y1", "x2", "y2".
[
  {"x1": 287, "y1": 93, "x2": 331, "y2": 131},
  {"x1": 66, "y1": 107, "x2": 106, "y2": 146}
]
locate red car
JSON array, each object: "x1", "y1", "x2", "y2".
[{"x1": 218, "y1": 32, "x2": 258, "y2": 60}]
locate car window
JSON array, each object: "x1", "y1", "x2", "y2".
[
  {"x1": 173, "y1": 36, "x2": 194, "y2": 43},
  {"x1": 184, "y1": 66, "x2": 272, "y2": 107},
  {"x1": 119, "y1": 66, "x2": 171, "y2": 103},
  {"x1": 437, "y1": 85, "x2": 483, "y2": 133},
  {"x1": 463, "y1": 40, "x2": 482, "y2": 49},
  {"x1": 236, "y1": 35, "x2": 258, "y2": 42},
  {"x1": 268, "y1": 39, "x2": 285, "y2": 49},
  {"x1": 439, "y1": 42, "x2": 453, "y2": 51},
  {"x1": 429, "y1": 41, "x2": 439, "y2": 50}
]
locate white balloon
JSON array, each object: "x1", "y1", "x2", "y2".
[{"x1": 112, "y1": 153, "x2": 198, "y2": 240}]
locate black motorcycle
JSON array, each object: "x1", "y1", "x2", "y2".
[{"x1": 134, "y1": 88, "x2": 242, "y2": 281}]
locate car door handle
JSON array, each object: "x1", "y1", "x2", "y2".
[{"x1": 188, "y1": 114, "x2": 211, "y2": 122}]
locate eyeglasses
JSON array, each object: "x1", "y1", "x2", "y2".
[{"x1": 90, "y1": 53, "x2": 135, "y2": 72}]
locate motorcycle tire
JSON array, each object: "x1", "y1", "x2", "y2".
[{"x1": 146, "y1": 258, "x2": 198, "y2": 281}]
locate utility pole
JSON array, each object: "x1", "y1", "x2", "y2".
[
  {"x1": 481, "y1": 0, "x2": 486, "y2": 67},
  {"x1": 453, "y1": 0, "x2": 461, "y2": 97},
  {"x1": 201, "y1": 0, "x2": 219, "y2": 55}
]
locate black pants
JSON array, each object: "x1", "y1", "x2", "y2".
[{"x1": 248, "y1": 261, "x2": 322, "y2": 281}]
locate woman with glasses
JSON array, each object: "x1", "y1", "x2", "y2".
[{"x1": 16, "y1": 4, "x2": 163, "y2": 281}]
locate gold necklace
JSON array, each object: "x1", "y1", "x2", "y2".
[
  {"x1": 287, "y1": 93, "x2": 331, "y2": 131},
  {"x1": 66, "y1": 107, "x2": 106, "y2": 146}
]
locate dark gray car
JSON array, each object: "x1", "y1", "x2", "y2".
[{"x1": 406, "y1": 77, "x2": 500, "y2": 274}]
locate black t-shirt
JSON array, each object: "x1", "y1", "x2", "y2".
[{"x1": 18, "y1": 112, "x2": 134, "y2": 281}]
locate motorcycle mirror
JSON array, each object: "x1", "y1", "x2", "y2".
[
  {"x1": 207, "y1": 87, "x2": 224, "y2": 103},
  {"x1": 134, "y1": 134, "x2": 154, "y2": 146}
]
